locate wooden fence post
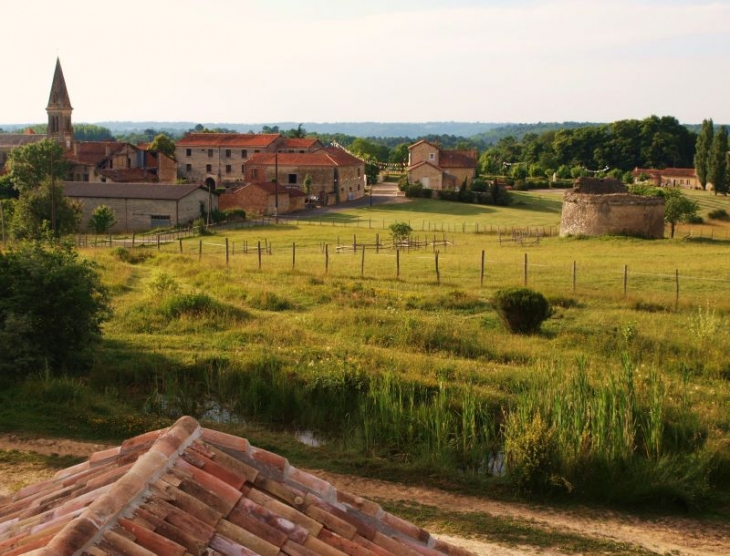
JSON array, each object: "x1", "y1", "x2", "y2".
[
  {"x1": 623, "y1": 265, "x2": 628, "y2": 297},
  {"x1": 157, "y1": 234, "x2": 161, "y2": 251},
  {"x1": 361, "y1": 246, "x2": 365, "y2": 278},
  {"x1": 523, "y1": 253, "x2": 528, "y2": 286},
  {"x1": 132, "y1": 233, "x2": 135, "y2": 248},
  {"x1": 480, "y1": 250, "x2": 485, "y2": 287},
  {"x1": 198, "y1": 240, "x2": 202, "y2": 262},
  {"x1": 225, "y1": 237, "x2": 229, "y2": 266},
  {"x1": 292, "y1": 242, "x2": 296, "y2": 269},
  {"x1": 572, "y1": 260, "x2": 576, "y2": 292},
  {"x1": 178, "y1": 238, "x2": 183, "y2": 254},
  {"x1": 675, "y1": 269, "x2": 679, "y2": 310},
  {"x1": 435, "y1": 250, "x2": 440, "y2": 284},
  {"x1": 325, "y1": 243, "x2": 329, "y2": 274},
  {"x1": 258, "y1": 241, "x2": 262, "y2": 270}
]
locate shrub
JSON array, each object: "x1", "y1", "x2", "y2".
[
  {"x1": 111, "y1": 247, "x2": 152, "y2": 264},
  {"x1": 0, "y1": 242, "x2": 111, "y2": 380},
  {"x1": 708, "y1": 208, "x2": 730, "y2": 221},
  {"x1": 493, "y1": 287, "x2": 551, "y2": 334}
]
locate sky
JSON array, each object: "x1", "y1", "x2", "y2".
[{"x1": 2, "y1": 0, "x2": 730, "y2": 126}]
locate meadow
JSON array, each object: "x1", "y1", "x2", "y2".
[{"x1": 4, "y1": 189, "x2": 730, "y2": 511}]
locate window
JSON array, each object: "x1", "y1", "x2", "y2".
[
  {"x1": 151, "y1": 215, "x2": 171, "y2": 228},
  {"x1": 242, "y1": 149, "x2": 247, "y2": 158},
  {"x1": 225, "y1": 165, "x2": 232, "y2": 174},
  {"x1": 241, "y1": 164, "x2": 245, "y2": 173},
  {"x1": 254, "y1": 149, "x2": 260, "y2": 154},
  {"x1": 185, "y1": 164, "x2": 192, "y2": 172},
  {"x1": 83, "y1": 174, "x2": 89, "y2": 182},
  {"x1": 225, "y1": 149, "x2": 231, "y2": 158},
  {"x1": 288, "y1": 173, "x2": 297, "y2": 184},
  {"x1": 429, "y1": 153, "x2": 435, "y2": 161},
  {"x1": 186, "y1": 148, "x2": 191, "y2": 157},
  {"x1": 109, "y1": 159, "x2": 113, "y2": 169},
  {"x1": 208, "y1": 149, "x2": 213, "y2": 157},
  {"x1": 251, "y1": 169, "x2": 259, "y2": 180},
  {"x1": 206, "y1": 164, "x2": 212, "y2": 172},
  {"x1": 357, "y1": 168, "x2": 360, "y2": 176}
]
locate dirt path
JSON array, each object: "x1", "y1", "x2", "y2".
[{"x1": 1, "y1": 435, "x2": 728, "y2": 556}]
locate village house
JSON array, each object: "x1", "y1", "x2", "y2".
[
  {"x1": 219, "y1": 181, "x2": 306, "y2": 216},
  {"x1": 632, "y1": 167, "x2": 699, "y2": 189},
  {"x1": 63, "y1": 182, "x2": 215, "y2": 233},
  {"x1": 407, "y1": 140, "x2": 478, "y2": 191},
  {"x1": 175, "y1": 134, "x2": 323, "y2": 188},
  {"x1": 243, "y1": 148, "x2": 366, "y2": 206},
  {"x1": 66, "y1": 141, "x2": 177, "y2": 183}
]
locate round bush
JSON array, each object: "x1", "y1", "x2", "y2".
[{"x1": 493, "y1": 287, "x2": 551, "y2": 334}]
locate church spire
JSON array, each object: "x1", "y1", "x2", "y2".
[{"x1": 46, "y1": 58, "x2": 73, "y2": 148}]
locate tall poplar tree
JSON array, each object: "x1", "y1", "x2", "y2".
[
  {"x1": 694, "y1": 119, "x2": 714, "y2": 189},
  {"x1": 708, "y1": 125, "x2": 728, "y2": 195}
]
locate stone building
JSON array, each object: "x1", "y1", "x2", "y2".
[
  {"x1": 243, "y1": 148, "x2": 366, "y2": 205},
  {"x1": 63, "y1": 182, "x2": 215, "y2": 233},
  {"x1": 407, "y1": 140, "x2": 477, "y2": 190},
  {"x1": 632, "y1": 167, "x2": 699, "y2": 189},
  {"x1": 560, "y1": 177, "x2": 665, "y2": 239},
  {"x1": 219, "y1": 182, "x2": 306, "y2": 216}
]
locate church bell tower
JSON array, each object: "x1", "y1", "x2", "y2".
[{"x1": 46, "y1": 58, "x2": 73, "y2": 149}]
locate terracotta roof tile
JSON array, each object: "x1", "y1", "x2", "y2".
[
  {"x1": 0, "y1": 417, "x2": 476, "y2": 555},
  {"x1": 246, "y1": 148, "x2": 364, "y2": 168},
  {"x1": 177, "y1": 133, "x2": 281, "y2": 148}
]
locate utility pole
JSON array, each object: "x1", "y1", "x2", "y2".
[{"x1": 274, "y1": 152, "x2": 279, "y2": 223}]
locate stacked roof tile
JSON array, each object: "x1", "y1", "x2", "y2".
[{"x1": 0, "y1": 416, "x2": 474, "y2": 556}]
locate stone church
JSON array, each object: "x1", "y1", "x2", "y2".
[{"x1": 0, "y1": 59, "x2": 176, "y2": 183}]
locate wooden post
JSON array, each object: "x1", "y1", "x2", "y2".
[
  {"x1": 480, "y1": 250, "x2": 485, "y2": 287},
  {"x1": 258, "y1": 241, "x2": 262, "y2": 270},
  {"x1": 623, "y1": 265, "x2": 628, "y2": 297},
  {"x1": 353, "y1": 234, "x2": 357, "y2": 255},
  {"x1": 108, "y1": 233, "x2": 112, "y2": 248},
  {"x1": 572, "y1": 260, "x2": 576, "y2": 292},
  {"x1": 523, "y1": 253, "x2": 528, "y2": 286},
  {"x1": 396, "y1": 249, "x2": 400, "y2": 279},
  {"x1": 292, "y1": 242, "x2": 296, "y2": 268},
  {"x1": 178, "y1": 238, "x2": 183, "y2": 254},
  {"x1": 361, "y1": 246, "x2": 365, "y2": 278},
  {"x1": 132, "y1": 233, "x2": 135, "y2": 248},
  {"x1": 435, "y1": 250, "x2": 440, "y2": 284},
  {"x1": 225, "y1": 237, "x2": 229, "y2": 266},
  {"x1": 675, "y1": 269, "x2": 679, "y2": 310},
  {"x1": 325, "y1": 243, "x2": 329, "y2": 274},
  {"x1": 376, "y1": 233, "x2": 380, "y2": 253},
  {"x1": 157, "y1": 234, "x2": 161, "y2": 251},
  {"x1": 198, "y1": 240, "x2": 202, "y2": 262}
]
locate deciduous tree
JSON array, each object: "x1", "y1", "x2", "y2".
[
  {"x1": 662, "y1": 188, "x2": 699, "y2": 238},
  {"x1": 708, "y1": 125, "x2": 728, "y2": 195},
  {"x1": 148, "y1": 133, "x2": 176, "y2": 160},
  {"x1": 6, "y1": 139, "x2": 69, "y2": 194}
]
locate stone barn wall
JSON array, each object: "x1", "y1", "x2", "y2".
[{"x1": 560, "y1": 191, "x2": 665, "y2": 238}]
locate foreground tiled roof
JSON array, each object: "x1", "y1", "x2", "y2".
[
  {"x1": 177, "y1": 133, "x2": 281, "y2": 148},
  {"x1": 0, "y1": 417, "x2": 473, "y2": 556}
]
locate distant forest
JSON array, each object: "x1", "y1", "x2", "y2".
[{"x1": 0, "y1": 118, "x2": 714, "y2": 176}]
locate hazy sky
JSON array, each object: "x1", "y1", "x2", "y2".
[{"x1": 2, "y1": 0, "x2": 729, "y2": 125}]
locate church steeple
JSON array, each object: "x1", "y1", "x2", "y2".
[{"x1": 46, "y1": 58, "x2": 73, "y2": 149}]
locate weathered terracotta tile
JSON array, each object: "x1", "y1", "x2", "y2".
[
  {"x1": 198, "y1": 443, "x2": 259, "y2": 485},
  {"x1": 53, "y1": 460, "x2": 92, "y2": 481},
  {"x1": 317, "y1": 528, "x2": 381, "y2": 556},
  {"x1": 233, "y1": 497, "x2": 308, "y2": 544},
  {"x1": 201, "y1": 429, "x2": 250, "y2": 453},
  {"x1": 246, "y1": 445, "x2": 289, "y2": 473},
  {"x1": 247, "y1": 489, "x2": 322, "y2": 537},
  {"x1": 371, "y1": 531, "x2": 423, "y2": 556},
  {"x1": 287, "y1": 467, "x2": 336, "y2": 500},
  {"x1": 328, "y1": 507, "x2": 376, "y2": 541},
  {"x1": 88, "y1": 446, "x2": 121, "y2": 465},
  {"x1": 303, "y1": 533, "x2": 350, "y2": 556},
  {"x1": 85, "y1": 463, "x2": 134, "y2": 492},
  {"x1": 119, "y1": 516, "x2": 187, "y2": 556},
  {"x1": 253, "y1": 476, "x2": 307, "y2": 509},
  {"x1": 351, "y1": 534, "x2": 396, "y2": 556},
  {"x1": 303, "y1": 503, "x2": 357, "y2": 540},
  {"x1": 150, "y1": 481, "x2": 222, "y2": 527},
  {"x1": 136, "y1": 506, "x2": 208, "y2": 556},
  {"x1": 382, "y1": 511, "x2": 430, "y2": 543},
  {"x1": 175, "y1": 459, "x2": 242, "y2": 513},
  {"x1": 227, "y1": 502, "x2": 288, "y2": 547},
  {"x1": 281, "y1": 538, "x2": 321, "y2": 556},
  {"x1": 121, "y1": 428, "x2": 167, "y2": 454},
  {"x1": 335, "y1": 491, "x2": 382, "y2": 517},
  {"x1": 216, "y1": 518, "x2": 280, "y2": 556},
  {"x1": 182, "y1": 447, "x2": 247, "y2": 491},
  {"x1": 209, "y1": 532, "x2": 259, "y2": 556},
  {"x1": 145, "y1": 497, "x2": 217, "y2": 546},
  {"x1": 101, "y1": 529, "x2": 158, "y2": 556}
]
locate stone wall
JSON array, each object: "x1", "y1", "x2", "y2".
[{"x1": 560, "y1": 191, "x2": 665, "y2": 238}]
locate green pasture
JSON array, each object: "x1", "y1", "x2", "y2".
[{"x1": 4, "y1": 190, "x2": 730, "y2": 512}]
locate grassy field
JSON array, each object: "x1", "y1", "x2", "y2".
[{"x1": 3, "y1": 190, "x2": 730, "y2": 513}]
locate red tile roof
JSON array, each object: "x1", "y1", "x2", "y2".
[
  {"x1": 632, "y1": 167, "x2": 696, "y2": 178},
  {"x1": 177, "y1": 133, "x2": 281, "y2": 148},
  {"x1": 247, "y1": 148, "x2": 364, "y2": 168},
  {"x1": 97, "y1": 168, "x2": 160, "y2": 183},
  {"x1": 65, "y1": 141, "x2": 126, "y2": 165},
  {"x1": 438, "y1": 150, "x2": 477, "y2": 169},
  {"x1": 281, "y1": 138, "x2": 323, "y2": 150},
  {"x1": 0, "y1": 417, "x2": 474, "y2": 556}
]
